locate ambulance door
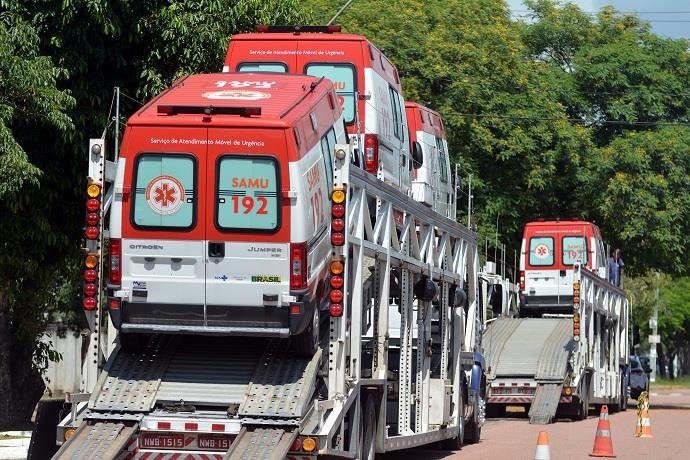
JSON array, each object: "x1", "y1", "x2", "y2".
[
  {"x1": 204, "y1": 128, "x2": 290, "y2": 328},
  {"x1": 123, "y1": 126, "x2": 207, "y2": 325}
]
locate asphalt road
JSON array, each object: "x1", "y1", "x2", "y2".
[{"x1": 380, "y1": 388, "x2": 690, "y2": 459}]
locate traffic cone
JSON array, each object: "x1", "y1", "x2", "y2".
[
  {"x1": 534, "y1": 431, "x2": 551, "y2": 460},
  {"x1": 634, "y1": 392, "x2": 653, "y2": 438},
  {"x1": 590, "y1": 405, "x2": 616, "y2": 457}
]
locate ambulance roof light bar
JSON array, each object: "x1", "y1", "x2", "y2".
[
  {"x1": 255, "y1": 25, "x2": 341, "y2": 34},
  {"x1": 157, "y1": 105, "x2": 261, "y2": 117}
]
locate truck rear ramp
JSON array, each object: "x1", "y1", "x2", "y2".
[
  {"x1": 484, "y1": 318, "x2": 573, "y2": 424},
  {"x1": 53, "y1": 336, "x2": 320, "y2": 460}
]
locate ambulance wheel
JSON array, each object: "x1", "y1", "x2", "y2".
[
  {"x1": 119, "y1": 331, "x2": 146, "y2": 353},
  {"x1": 358, "y1": 394, "x2": 376, "y2": 460},
  {"x1": 293, "y1": 307, "x2": 320, "y2": 358}
]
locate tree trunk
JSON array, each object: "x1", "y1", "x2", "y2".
[
  {"x1": 657, "y1": 343, "x2": 667, "y2": 378},
  {"x1": 0, "y1": 285, "x2": 46, "y2": 430}
]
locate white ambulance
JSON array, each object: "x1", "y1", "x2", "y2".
[
  {"x1": 223, "y1": 25, "x2": 416, "y2": 195},
  {"x1": 106, "y1": 73, "x2": 346, "y2": 355}
]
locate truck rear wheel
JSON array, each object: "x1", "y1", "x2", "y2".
[
  {"x1": 292, "y1": 307, "x2": 320, "y2": 358},
  {"x1": 463, "y1": 397, "x2": 481, "y2": 444}
]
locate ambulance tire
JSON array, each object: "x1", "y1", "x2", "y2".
[
  {"x1": 293, "y1": 307, "x2": 320, "y2": 358},
  {"x1": 119, "y1": 331, "x2": 146, "y2": 353}
]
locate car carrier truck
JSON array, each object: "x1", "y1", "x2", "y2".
[
  {"x1": 41, "y1": 72, "x2": 487, "y2": 459},
  {"x1": 483, "y1": 220, "x2": 630, "y2": 424}
]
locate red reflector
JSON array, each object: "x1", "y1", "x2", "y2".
[
  {"x1": 290, "y1": 437, "x2": 302, "y2": 452},
  {"x1": 185, "y1": 422, "x2": 198, "y2": 430},
  {"x1": 290, "y1": 304, "x2": 301, "y2": 315},
  {"x1": 211, "y1": 424, "x2": 224, "y2": 432},
  {"x1": 108, "y1": 298, "x2": 120, "y2": 310},
  {"x1": 83, "y1": 269, "x2": 97, "y2": 282},
  {"x1": 329, "y1": 290, "x2": 343, "y2": 303},
  {"x1": 84, "y1": 283, "x2": 97, "y2": 297},
  {"x1": 331, "y1": 203, "x2": 345, "y2": 218},
  {"x1": 331, "y1": 232, "x2": 345, "y2": 246},
  {"x1": 109, "y1": 238, "x2": 122, "y2": 285},
  {"x1": 85, "y1": 226, "x2": 99, "y2": 240},
  {"x1": 86, "y1": 198, "x2": 100, "y2": 212},
  {"x1": 83, "y1": 297, "x2": 97, "y2": 311},
  {"x1": 157, "y1": 422, "x2": 171, "y2": 430},
  {"x1": 330, "y1": 275, "x2": 344, "y2": 289},
  {"x1": 290, "y1": 242, "x2": 307, "y2": 290},
  {"x1": 86, "y1": 212, "x2": 99, "y2": 226},
  {"x1": 364, "y1": 134, "x2": 379, "y2": 173},
  {"x1": 329, "y1": 303, "x2": 343, "y2": 317},
  {"x1": 519, "y1": 270, "x2": 525, "y2": 290},
  {"x1": 331, "y1": 218, "x2": 345, "y2": 232}
]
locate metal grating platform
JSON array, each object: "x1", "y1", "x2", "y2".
[
  {"x1": 535, "y1": 319, "x2": 573, "y2": 380},
  {"x1": 225, "y1": 427, "x2": 297, "y2": 460},
  {"x1": 528, "y1": 384, "x2": 563, "y2": 424},
  {"x1": 52, "y1": 421, "x2": 137, "y2": 460},
  {"x1": 90, "y1": 336, "x2": 175, "y2": 412},
  {"x1": 239, "y1": 342, "x2": 321, "y2": 419}
]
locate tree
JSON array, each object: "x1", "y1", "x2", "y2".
[{"x1": 0, "y1": 6, "x2": 75, "y2": 429}]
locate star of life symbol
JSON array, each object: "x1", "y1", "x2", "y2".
[
  {"x1": 145, "y1": 175, "x2": 185, "y2": 215},
  {"x1": 535, "y1": 243, "x2": 550, "y2": 258}
]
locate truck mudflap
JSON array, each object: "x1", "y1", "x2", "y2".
[
  {"x1": 52, "y1": 421, "x2": 138, "y2": 460},
  {"x1": 528, "y1": 383, "x2": 563, "y2": 424},
  {"x1": 225, "y1": 427, "x2": 297, "y2": 460}
]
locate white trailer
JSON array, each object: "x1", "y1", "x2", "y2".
[
  {"x1": 44, "y1": 139, "x2": 485, "y2": 459},
  {"x1": 483, "y1": 264, "x2": 629, "y2": 423}
]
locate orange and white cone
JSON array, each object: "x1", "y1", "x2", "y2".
[
  {"x1": 534, "y1": 431, "x2": 551, "y2": 460},
  {"x1": 634, "y1": 392, "x2": 653, "y2": 438},
  {"x1": 590, "y1": 404, "x2": 616, "y2": 457}
]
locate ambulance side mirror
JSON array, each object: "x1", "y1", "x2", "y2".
[{"x1": 412, "y1": 141, "x2": 424, "y2": 169}]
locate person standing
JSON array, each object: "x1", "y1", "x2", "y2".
[{"x1": 608, "y1": 248, "x2": 624, "y2": 287}]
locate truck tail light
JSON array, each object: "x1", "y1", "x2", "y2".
[
  {"x1": 329, "y1": 257, "x2": 345, "y2": 317},
  {"x1": 109, "y1": 238, "x2": 122, "y2": 286},
  {"x1": 363, "y1": 134, "x2": 379, "y2": 173},
  {"x1": 519, "y1": 270, "x2": 525, "y2": 290},
  {"x1": 290, "y1": 242, "x2": 307, "y2": 290},
  {"x1": 331, "y1": 187, "x2": 346, "y2": 246}
]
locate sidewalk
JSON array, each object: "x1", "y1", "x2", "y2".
[{"x1": 0, "y1": 432, "x2": 30, "y2": 460}]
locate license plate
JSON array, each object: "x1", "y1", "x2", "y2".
[
  {"x1": 140, "y1": 432, "x2": 184, "y2": 449},
  {"x1": 197, "y1": 434, "x2": 232, "y2": 450}
]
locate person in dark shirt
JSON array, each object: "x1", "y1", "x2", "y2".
[{"x1": 608, "y1": 248, "x2": 624, "y2": 287}]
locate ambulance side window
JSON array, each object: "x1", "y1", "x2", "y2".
[
  {"x1": 436, "y1": 137, "x2": 449, "y2": 183},
  {"x1": 131, "y1": 154, "x2": 196, "y2": 229},
  {"x1": 388, "y1": 86, "x2": 403, "y2": 140},
  {"x1": 320, "y1": 128, "x2": 336, "y2": 190},
  {"x1": 237, "y1": 62, "x2": 287, "y2": 73}
]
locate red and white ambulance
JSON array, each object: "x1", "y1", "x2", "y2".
[
  {"x1": 107, "y1": 73, "x2": 346, "y2": 354},
  {"x1": 223, "y1": 25, "x2": 415, "y2": 194},
  {"x1": 405, "y1": 102, "x2": 454, "y2": 219},
  {"x1": 518, "y1": 219, "x2": 608, "y2": 314}
]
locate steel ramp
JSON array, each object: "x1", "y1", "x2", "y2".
[
  {"x1": 52, "y1": 421, "x2": 137, "y2": 460},
  {"x1": 240, "y1": 342, "x2": 321, "y2": 419},
  {"x1": 225, "y1": 427, "x2": 297, "y2": 460},
  {"x1": 528, "y1": 384, "x2": 563, "y2": 424}
]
